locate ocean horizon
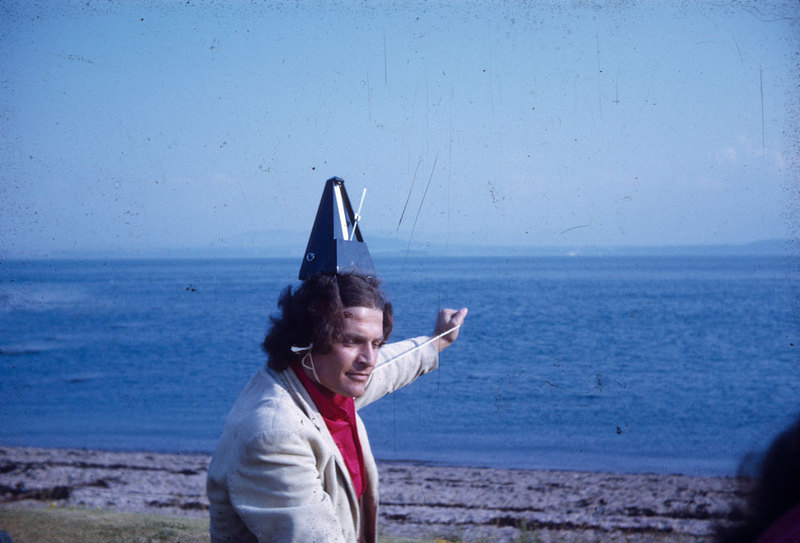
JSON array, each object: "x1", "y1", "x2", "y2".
[{"x1": 2, "y1": 237, "x2": 793, "y2": 260}]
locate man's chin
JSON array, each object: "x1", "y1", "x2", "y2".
[
  {"x1": 344, "y1": 375, "x2": 370, "y2": 397},
  {"x1": 348, "y1": 386, "x2": 366, "y2": 398},
  {"x1": 344, "y1": 383, "x2": 368, "y2": 398}
]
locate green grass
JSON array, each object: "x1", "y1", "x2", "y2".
[
  {"x1": 0, "y1": 507, "x2": 433, "y2": 543},
  {"x1": 0, "y1": 507, "x2": 208, "y2": 543}
]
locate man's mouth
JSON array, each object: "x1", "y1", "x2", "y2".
[{"x1": 346, "y1": 372, "x2": 371, "y2": 382}]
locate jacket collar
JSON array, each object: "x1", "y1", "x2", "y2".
[{"x1": 271, "y1": 365, "x2": 326, "y2": 431}]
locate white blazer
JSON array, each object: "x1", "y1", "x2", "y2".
[{"x1": 207, "y1": 337, "x2": 439, "y2": 543}]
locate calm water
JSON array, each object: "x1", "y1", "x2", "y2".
[{"x1": 1, "y1": 256, "x2": 798, "y2": 475}]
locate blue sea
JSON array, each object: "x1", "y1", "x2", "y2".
[{"x1": 1, "y1": 256, "x2": 798, "y2": 476}]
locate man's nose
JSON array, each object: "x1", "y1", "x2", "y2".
[{"x1": 358, "y1": 344, "x2": 377, "y2": 366}]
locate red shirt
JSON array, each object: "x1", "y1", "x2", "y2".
[{"x1": 291, "y1": 363, "x2": 366, "y2": 497}]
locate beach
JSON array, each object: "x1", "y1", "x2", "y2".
[{"x1": 0, "y1": 446, "x2": 744, "y2": 542}]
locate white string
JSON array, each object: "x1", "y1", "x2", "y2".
[
  {"x1": 376, "y1": 324, "x2": 461, "y2": 369},
  {"x1": 291, "y1": 344, "x2": 321, "y2": 383},
  {"x1": 301, "y1": 352, "x2": 321, "y2": 384}
]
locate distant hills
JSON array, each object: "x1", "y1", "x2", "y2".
[
  {"x1": 433, "y1": 238, "x2": 796, "y2": 258},
  {"x1": 18, "y1": 236, "x2": 795, "y2": 260}
]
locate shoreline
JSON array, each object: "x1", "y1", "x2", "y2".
[{"x1": 0, "y1": 445, "x2": 745, "y2": 542}]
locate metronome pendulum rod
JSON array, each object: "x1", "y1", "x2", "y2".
[{"x1": 349, "y1": 187, "x2": 367, "y2": 240}]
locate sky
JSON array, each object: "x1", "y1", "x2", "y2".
[{"x1": 1, "y1": 0, "x2": 798, "y2": 258}]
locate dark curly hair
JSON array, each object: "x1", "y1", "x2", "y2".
[
  {"x1": 262, "y1": 273, "x2": 393, "y2": 371},
  {"x1": 715, "y1": 415, "x2": 800, "y2": 542}
]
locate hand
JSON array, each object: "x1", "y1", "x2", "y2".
[{"x1": 432, "y1": 307, "x2": 468, "y2": 352}]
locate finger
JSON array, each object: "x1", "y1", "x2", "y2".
[
  {"x1": 436, "y1": 309, "x2": 453, "y2": 325},
  {"x1": 441, "y1": 308, "x2": 467, "y2": 329},
  {"x1": 434, "y1": 308, "x2": 468, "y2": 341},
  {"x1": 451, "y1": 307, "x2": 468, "y2": 325}
]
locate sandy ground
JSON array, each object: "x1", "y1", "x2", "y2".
[{"x1": 0, "y1": 446, "x2": 745, "y2": 542}]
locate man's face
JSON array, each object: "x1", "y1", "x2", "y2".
[{"x1": 310, "y1": 306, "x2": 384, "y2": 398}]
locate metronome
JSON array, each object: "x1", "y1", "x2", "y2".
[{"x1": 298, "y1": 177, "x2": 376, "y2": 280}]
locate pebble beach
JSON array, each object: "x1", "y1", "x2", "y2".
[{"x1": 0, "y1": 446, "x2": 745, "y2": 542}]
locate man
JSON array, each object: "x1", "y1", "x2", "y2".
[{"x1": 206, "y1": 272, "x2": 467, "y2": 542}]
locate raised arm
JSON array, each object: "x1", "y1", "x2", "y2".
[{"x1": 355, "y1": 307, "x2": 468, "y2": 409}]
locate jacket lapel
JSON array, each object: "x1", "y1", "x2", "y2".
[{"x1": 275, "y1": 368, "x2": 361, "y2": 510}]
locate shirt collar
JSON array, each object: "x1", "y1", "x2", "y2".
[{"x1": 291, "y1": 362, "x2": 352, "y2": 420}]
